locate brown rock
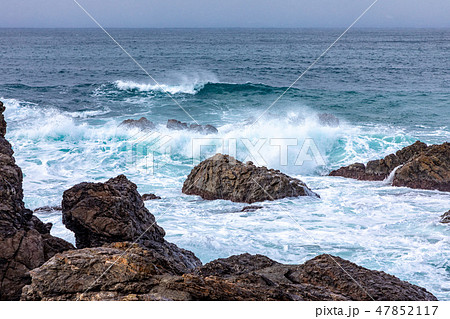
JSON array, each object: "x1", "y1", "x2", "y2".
[
  {"x1": 182, "y1": 153, "x2": 318, "y2": 203},
  {"x1": 21, "y1": 242, "x2": 179, "y2": 301},
  {"x1": 330, "y1": 141, "x2": 449, "y2": 192},
  {"x1": 22, "y1": 250, "x2": 437, "y2": 301},
  {"x1": 0, "y1": 101, "x2": 6, "y2": 138},
  {"x1": 142, "y1": 193, "x2": 161, "y2": 201},
  {"x1": 240, "y1": 205, "x2": 263, "y2": 212},
  {"x1": 393, "y1": 143, "x2": 450, "y2": 191},
  {"x1": 317, "y1": 113, "x2": 340, "y2": 127},
  {"x1": 440, "y1": 210, "x2": 450, "y2": 224},
  {"x1": 120, "y1": 117, "x2": 155, "y2": 131},
  {"x1": 0, "y1": 102, "x2": 74, "y2": 300},
  {"x1": 62, "y1": 175, "x2": 201, "y2": 273}
]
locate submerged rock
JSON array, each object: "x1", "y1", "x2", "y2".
[
  {"x1": 182, "y1": 153, "x2": 318, "y2": 204},
  {"x1": 167, "y1": 119, "x2": 218, "y2": 134},
  {"x1": 120, "y1": 117, "x2": 156, "y2": 131},
  {"x1": 62, "y1": 175, "x2": 201, "y2": 273},
  {"x1": 330, "y1": 141, "x2": 449, "y2": 192},
  {"x1": 142, "y1": 193, "x2": 162, "y2": 201},
  {"x1": 0, "y1": 101, "x2": 74, "y2": 300},
  {"x1": 440, "y1": 210, "x2": 450, "y2": 224},
  {"x1": 22, "y1": 250, "x2": 437, "y2": 301}
]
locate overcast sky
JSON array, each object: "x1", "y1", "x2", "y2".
[{"x1": 1, "y1": 0, "x2": 449, "y2": 28}]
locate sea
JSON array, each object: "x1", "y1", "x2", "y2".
[{"x1": 0, "y1": 28, "x2": 449, "y2": 299}]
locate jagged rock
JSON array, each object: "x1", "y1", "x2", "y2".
[
  {"x1": 440, "y1": 210, "x2": 450, "y2": 224},
  {"x1": 189, "y1": 123, "x2": 219, "y2": 134},
  {"x1": 295, "y1": 255, "x2": 436, "y2": 301},
  {"x1": 182, "y1": 154, "x2": 318, "y2": 204},
  {"x1": 240, "y1": 205, "x2": 263, "y2": 212},
  {"x1": 21, "y1": 242, "x2": 179, "y2": 301},
  {"x1": 0, "y1": 101, "x2": 6, "y2": 138},
  {"x1": 392, "y1": 143, "x2": 449, "y2": 191},
  {"x1": 317, "y1": 113, "x2": 340, "y2": 127},
  {"x1": 0, "y1": 102, "x2": 74, "y2": 300},
  {"x1": 120, "y1": 117, "x2": 155, "y2": 131},
  {"x1": 34, "y1": 206, "x2": 62, "y2": 213},
  {"x1": 142, "y1": 193, "x2": 161, "y2": 201},
  {"x1": 330, "y1": 141, "x2": 449, "y2": 192},
  {"x1": 62, "y1": 175, "x2": 201, "y2": 273},
  {"x1": 167, "y1": 119, "x2": 188, "y2": 130},
  {"x1": 167, "y1": 119, "x2": 218, "y2": 134},
  {"x1": 22, "y1": 251, "x2": 437, "y2": 301}
]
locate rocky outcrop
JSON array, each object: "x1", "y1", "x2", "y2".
[
  {"x1": 0, "y1": 101, "x2": 74, "y2": 300},
  {"x1": 317, "y1": 113, "x2": 340, "y2": 127},
  {"x1": 329, "y1": 141, "x2": 449, "y2": 192},
  {"x1": 21, "y1": 250, "x2": 437, "y2": 301},
  {"x1": 120, "y1": 117, "x2": 156, "y2": 131},
  {"x1": 142, "y1": 193, "x2": 161, "y2": 201},
  {"x1": 62, "y1": 175, "x2": 201, "y2": 273},
  {"x1": 440, "y1": 210, "x2": 450, "y2": 224},
  {"x1": 182, "y1": 154, "x2": 318, "y2": 203},
  {"x1": 167, "y1": 119, "x2": 218, "y2": 134}
]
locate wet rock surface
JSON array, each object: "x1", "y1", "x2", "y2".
[
  {"x1": 0, "y1": 102, "x2": 74, "y2": 300},
  {"x1": 440, "y1": 210, "x2": 450, "y2": 224},
  {"x1": 329, "y1": 141, "x2": 449, "y2": 192},
  {"x1": 21, "y1": 250, "x2": 437, "y2": 301},
  {"x1": 240, "y1": 205, "x2": 263, "y2": 212},
  {"x1": 62, "y1": 174, "x2": 201, "y2": 273},
  {"x1": 167, "y1": 119, "x2": 218, "y2": 134},
  {"x1": 142, "y1": 193, "x2": 161, "y2": 201},
  {"x1": 317, "y1": 113, "x2": 340, "y2": 127},
  {"x1": 182, "y1": 153, "x2": 318, "y2": 203},
  {"x1": 120, "y1": 117, "x2": 156, "y2": 131}
]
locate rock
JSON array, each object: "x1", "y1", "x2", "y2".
[
  {"x1": 167, "y1": 119, "x2": 188, "y2": 130},
  {"x1": 167, "y1": 119, "x2": 218, "y2": 134},
  {"x1": 62, "y1": 174, "x2": 201, "y2": 273},
  {"x1": 295, "y1": 255, "x2": 436, "y2": 301},
  {"x1": 34, "y1": 206, "x2": 62, "y2": 213},
  {"x1": 182, "y1": 153, "x2": 318, "y2": 204},
  {"x1": 0, "y1": 102, "x2": 74, "y2": 300},
  {"x1": 440, "y1": 210, "x2": 450, "y2": 224},
  {"x1": 22, "y1": 251, "x2": 437, "y2": 301},
  {"x1": 120, "y1": 117, "x2": 155, "y2": 131},
  {"x1": 21, "y1": 242, "x2": 180, "y2": 301},
  {"x1": 330, "y1": 141, "x2": 449, "y2": 192},
  {"x1": 240, "y1": 205, "x2": 263, "y2": 212},
  {"x1": 0, "y1": 101, "x2": 6, "y2": 138},
  {"x1": 142, "y1": 193, "x2": 161, "y2": 201},
  {"x1": 318, "y1": 113, "x2": 340, "y2": 127}
]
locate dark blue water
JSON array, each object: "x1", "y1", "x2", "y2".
[{"x1": 1, "y1": 28, "x2": 449, "y2": 299}]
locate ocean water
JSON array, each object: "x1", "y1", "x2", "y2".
[{"x1": 1, "y1": 28, "x2": 449, "y2": 299}]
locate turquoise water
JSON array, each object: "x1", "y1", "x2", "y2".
[{"x1": 1, "y1": 28, "x2": 449, "y2": 299}]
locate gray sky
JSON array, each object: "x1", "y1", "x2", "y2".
[{"x1": 1, "y1": 0, "x2": 449, "y2": 28}]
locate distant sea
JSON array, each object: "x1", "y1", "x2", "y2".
[{"x1": 1, "y1": 28, "x2": 449, "y2": 299}]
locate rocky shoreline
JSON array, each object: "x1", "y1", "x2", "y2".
[{"x1": 0, "y1": 101, "x2": 441, "y2": 300}]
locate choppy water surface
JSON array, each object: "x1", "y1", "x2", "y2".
[{"x1": 0, "y1": 29, "x2": 449, "y2": 299}]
